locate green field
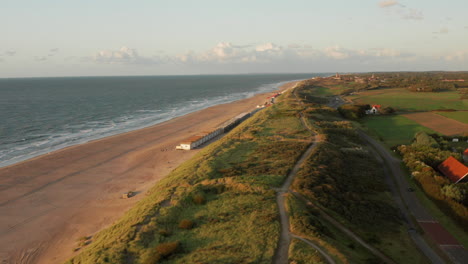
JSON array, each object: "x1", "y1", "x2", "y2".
[
  {"x1": 362, "y1": 115, "x2": 437, "y2": 147},
  {"x1": 349, "y1": 88, "x2": 467, "y2": 111},
  {"x1": 435, "y1": 111, "x2": 468, "y2": 124}
]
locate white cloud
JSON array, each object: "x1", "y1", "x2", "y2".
[
  {"x1": 444, "y1": 50, "x2": 468, "y2": 61},
  {"x1": 34, "y1": 56, "x2": 47, "y2": 62},
  {"x1": 324, "y1": 46, "x2": 351, "y2": 59},
  {"x1": 380, "y1": 2, "x2": 424, "y2": 20},
  {"x1": 402, "y1": 8, "x2": 424, "y2": 20},
  {"x1": 439, "y1": 27, "x2": 449, "y2": 34},
  {"x1": 94, "y1": 46, "x2": 164, "y2": 65},
  {"x1": 5, "y1": 50, "x2": 16, "y2": 56},
  {"x1": 89, "y1": 42, "x2": 464, "y2": 73},
  {"x1": 379, "y1": 0, "x2": 399, "y2": 8}
]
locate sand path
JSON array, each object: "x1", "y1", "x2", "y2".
[{"x1": 0, "y1": 81, "x2": 297, "y2": 264}]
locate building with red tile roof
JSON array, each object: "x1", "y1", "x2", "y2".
[{"x1": 438, "y1": 156, "x2": 468, "y2": 183}]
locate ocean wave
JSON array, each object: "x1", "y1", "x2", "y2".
[{"x1": 0, "y1": 76, "x2": 309, "y2": 168}]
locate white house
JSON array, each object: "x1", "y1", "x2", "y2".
[{"x1": 366, "y1": 105, "x2": 381, "y2": 115}]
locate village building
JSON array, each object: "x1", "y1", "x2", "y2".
[
  {"x1": 438, "y1": 156, "x2": 468, "y2": 183},
  {"x1": 354, "y1": 76, "x2": 366, "y2": 84},
  {"x1": 366, "y1": 105, "x2": 381, "y2": 114}
]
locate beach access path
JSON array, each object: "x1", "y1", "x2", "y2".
[{"x1": 0, "y1": 81, "x2": 298, "y2": 264}]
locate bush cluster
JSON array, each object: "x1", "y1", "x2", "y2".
[{"x1": 398, "y1": 142, "x2": 468, "y2": 227}]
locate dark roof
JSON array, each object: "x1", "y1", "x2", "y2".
[{"x1": 438, "y1": 156, "x2": 468, "y2": 183}]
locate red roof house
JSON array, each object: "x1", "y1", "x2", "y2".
[{"x1": 438, "y1": 156, "x2": 468, "y2": 183}]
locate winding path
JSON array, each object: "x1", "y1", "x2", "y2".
[
  {"x1": 273, "y1": 89, "x2": 398, "y2": 264},
  {"x1": 272, "y1": 113, "x2": 326, "y2": 264}
]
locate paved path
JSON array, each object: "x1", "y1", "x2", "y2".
[{"x1": 360, "y1": 131, "x2": 468, "y2": 264}]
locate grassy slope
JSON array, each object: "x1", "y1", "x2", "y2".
[
  {"x1": 289, "y1": 105, "x2": 427, "y2": 264},
  {"x1": 66, "y1": 90, "x2": 312, "y2": 264},
  {"x1": 348, "y1": 88, "x2": 467, "y2": 111},
  {"x1": 435, "y1": 111, "x2": 468, "y2": 124},
  {"x1": 362, "y1": 115, "x2": 437, "y2": 147},
  {"x1": 67, "y1": 80, "x2": 431, "y2": 264}
]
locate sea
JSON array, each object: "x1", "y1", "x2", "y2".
[{"x1": 0, "y1": 74, "x2": 325, "y2": 168}]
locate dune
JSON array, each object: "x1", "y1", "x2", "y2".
[{"x1": 0, "y1": 81, "x2": 298, "y2": 264}]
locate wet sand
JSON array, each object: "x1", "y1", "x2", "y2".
[{"x1": 0, "y1": 81, "x2": 299, "y2": 264}]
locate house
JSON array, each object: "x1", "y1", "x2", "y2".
[
  {"x1": 438, "y1": 156, "x2": 468, "y2": 183},
  {"x1": 366, "y1": 105, "x2": 381, "y2": 114}
]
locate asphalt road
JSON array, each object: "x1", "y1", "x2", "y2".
[{"x1": 359, "y1": 131, "x2": 467, "y2": 264}]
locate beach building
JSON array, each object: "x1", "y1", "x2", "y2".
[
  {"x1": 176, "y1": 128, "x2": 223, "y2": 150},
  {"x1": 175, "y1": 96, "x2": 273, "y2": 150},
  {"x1": 438, "y1": 156, "x2": 468, "y2": 183}
]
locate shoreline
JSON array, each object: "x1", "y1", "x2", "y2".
[
  {"x1": 0, "y1": 79, "x2": 300, "y2": 170},
  {"x1": 0, "y1": 80, "x2": 300, "y2": 264}
]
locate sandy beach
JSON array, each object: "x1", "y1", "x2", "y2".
[{"x1": 0, "y1": 81, "x2": 298, "y2": 264}]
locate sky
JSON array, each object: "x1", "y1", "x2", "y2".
[{"x1": 1, "y1": 0, "x2": 467, "y2": 78}]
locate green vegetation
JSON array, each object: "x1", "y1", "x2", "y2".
[
  {"x1": 287, "y1": 195, "x2": 379, "y2": 264},
  {"x1": 66, "y1": 90, "x2": 312, "y2": 264},
  {"x1": 398, "y1": 139, "x2": 468, "y2": 233},
  {"x1": 436, "y1": 111, "x2": 468, "y2": 124},
  {"x1": 349, "y1": 88, "x2": 467, "y2": 111},
  {"x1": 289, "y1": 114, "x2": 426, "y2": 263},
  {"x1": 289, "y1": 239, "x2": 328, "y2": 264},
  {"x1": 67, "y1": 75, "x2": 450, "y2": 263},
  {"x1": 288, "y1": 82, "x2": 428, "y2": 263},
  {"x1": 362, "y1": 115, "x2": 437, "y2": 147}
]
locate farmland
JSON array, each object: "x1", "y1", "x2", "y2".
[
  {"x1": 436, "y1": 111, "x2": 468, "y2": 124},
  {"x1": 403, "y1": 112, "x2": 468, "y2": 136},
  {"x1": 361, "y1": 115, "x2": 437, "y2": 147},
  {"x1": 348, "y1": 88, "x2": 467, "y2": 111}
]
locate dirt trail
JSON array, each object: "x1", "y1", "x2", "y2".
[
  {"x1": 272, "y1": 114, "x2": 323, "y2": 264},
  {"x1": 274, "y1": 87, "x2": 398, "y2": 264},
  {"x1": 273, "y1": 86, "x2": 333, "y2": 264}
]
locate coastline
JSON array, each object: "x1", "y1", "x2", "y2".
[{"x1": 0, "y1": 81, "x2": 300, "y2": 264}]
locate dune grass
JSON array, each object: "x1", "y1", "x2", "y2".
[
  {"x1": 66, "y1": 90, "x2": 312, "y2": 264},
  {"x1": 66, "y1": 81, "x2": 432, "y2": 264}
]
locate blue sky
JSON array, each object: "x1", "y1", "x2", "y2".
[{"x1": 1, "y1": 0, "x2": 467, "y2": 77}]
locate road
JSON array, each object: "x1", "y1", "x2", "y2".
[{"x1": 359, "y1": 131, "x2": 467, "y2": 264}]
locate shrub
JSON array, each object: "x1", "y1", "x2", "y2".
[
  {"x1": 155, "y1": 241, "x2": 180, "y2": 258},
  {"x1": 192, "y1": 193, "x2": 206, "y2": 205},
  {"x1": 178, "y1": 219, "x2": 194, "y2": 229}
]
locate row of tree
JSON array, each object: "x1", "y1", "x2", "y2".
[{"x1": 397, "y1": 132, "x2": 467, "y2": 227}]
